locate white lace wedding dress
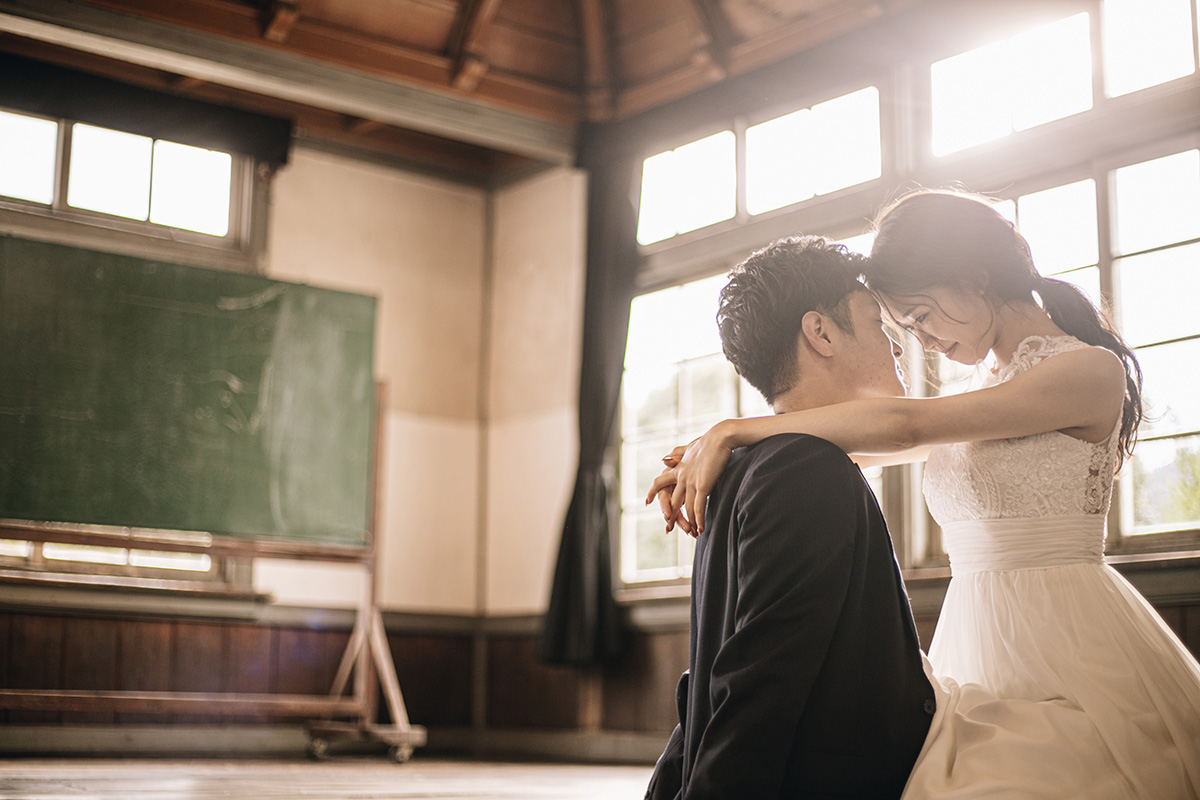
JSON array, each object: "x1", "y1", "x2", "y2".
[{"x1": 902, "y1": 335, "x2": 1200, "y2": 799}]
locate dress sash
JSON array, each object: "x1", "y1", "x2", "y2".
[{"x1": 941, "y1": 515, "x2": 1106, "y2": 575}]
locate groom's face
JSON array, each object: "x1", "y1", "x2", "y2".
[{"x1": 839, "y1": 291, "x2": 906, "y2": 399}]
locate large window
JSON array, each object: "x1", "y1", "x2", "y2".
[{"x1": 621, "y1": 2, "x2": 1200, "y2": 583}]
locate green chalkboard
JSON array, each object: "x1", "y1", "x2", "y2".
[{"x1": 0, "y1": 236, "x2": 376, "y2": 547}]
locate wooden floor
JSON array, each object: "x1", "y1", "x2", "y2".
[{"x1": 0, "y1": 757, "x2": 655, "y2": 799}]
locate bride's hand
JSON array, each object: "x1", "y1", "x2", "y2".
[{"x1": 645, "y1": 421, "x2": 736, "y2": 535}]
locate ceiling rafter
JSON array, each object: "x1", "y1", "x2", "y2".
[
  {"x1": 688, "y1": 0, "x2": 738, "y2": 77},
  {"x1": 577, "y1": 0, "x2": 616, "y2": 121},
  {"x1": 261, "y1": 0, "x2": 299, "y2": 44},
  {"x1": 447, "y1": 0, "x2": 504, "y2": 92}
]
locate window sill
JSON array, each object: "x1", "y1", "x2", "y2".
[{"x1": 0, "y1": 570, "x2": 270, "y2": 621}]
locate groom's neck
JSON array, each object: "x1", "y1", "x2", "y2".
[{"x1": 771, "y1": 378, "x2": 856, "y2": 416}]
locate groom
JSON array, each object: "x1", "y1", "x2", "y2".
[{"x1": 646, "y1": 236, "x2": 935, "y2": 799}]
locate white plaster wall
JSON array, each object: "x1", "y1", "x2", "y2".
[
  {"x1": 259, "y1": 146, "x2": 486, "y2": 613},
  {"x1": 483, "y1": 167, "x2": 587, "y2": 615}
]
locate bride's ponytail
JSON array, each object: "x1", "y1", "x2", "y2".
[{"x1": 1036, "y1": 276, "x2": 1143, "y2": 465}]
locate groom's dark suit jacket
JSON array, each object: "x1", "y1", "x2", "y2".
[{"x1": 647, "y1": 434, "x2": 935, "y2": 800}]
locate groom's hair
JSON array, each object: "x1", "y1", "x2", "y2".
[{"x1": 718, "y1": 236, "x2": 865, "y2": 404}]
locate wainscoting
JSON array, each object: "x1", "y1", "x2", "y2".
[{"x1": 2, "y1": 558, "x2": 1199, "y2": 762}]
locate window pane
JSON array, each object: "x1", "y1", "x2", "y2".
[
  {"x1": 1117, "y1": 242, "x2": 1200, "y2": 346},
  {"x1": 636, "y1": 150, "x2": 677, "y2": 245},
  {"x1": 932, "y1": 39, "x2": 1012, "y2": 155},
  {"x1": 738, "y1": 376, "x2": 772, "y2": 417},
  {"x1": 1104, "y1": 0, "x2": 1196, "y2": 97},
  {"x1": 1139, "y1": 339, "x2": 1200, "y2": 437},
  {"x1": 1017, "y1": 179, "x2": 1098, "y2": 272},
  {"x1": 0, "y1": 110, "x2": 58, "y2": 204},
  {"x1": 622, "y1": 367, "x2": 678, "y2": 433},
  {"x1": 681, "y1": 353, "x2": 738, "y2": 423},
  {"x1": 808, "y1": 87, "x2": 881, "y2": 197},
  {"x1": 626, "y1": 512, "x2": 677, "y2": 574},
  {"x1": 1113, "y1": 150, "x2": 1200, "y2": 254},
  {"x1": 747, "y1": 108, "x2": 812, "y2": 214},
  {"x1": 129, "y1": 549, "x2": 212, "y2": 572},
  {"x1": 636, "y1": 131, "x2": 735, "y2": 245},
  {"x1": 150, "y1": 140, "x2": 231, "y2": 236},
  {"x1": 1010, "y1": 13, "x2": 1093, "y2": 131},
  {"x1": 0, "y1": 539, "x2": 32, "y2": 558},
  {"x1": 932, "y1": 14, "x2": 1091, "y2": 156},
  {"x1": 1131, "y1": 434, "x2": 1200, "y2": 531},
  {"x1": 68, "y1": 124, "x2": 152, "y2": 220},
  {"x1": 43, "y1": 542, "x2": 128, "y2": 565}
]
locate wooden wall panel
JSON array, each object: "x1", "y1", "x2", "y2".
[
  {"x1": 5, "y1": 614, "x2": 64, "y2": 724},
  {"x1": 487, "y1": 636, "x2": 583, "y2": 729},
  {"x1": 0, "y1": 613, "x2": 9, "y2": 724},
  {"x1": 274, "y1": 628, "x2": 348, "y2": 697},
  {"x1": 116, "y1": 619, "x2": 172, "y2": 724},
  {"x1": 224, "y1": 623, "x2": 277, "y2": 723},
  {"x1": 61, "y1": 617, "x2": 119, "y2": 724},
  {"x1": 171, "y1": 622, "x2": 226, "y2": 723},
  {"x1": 602, "y1": 630, "x2": 686, "y2": 734},
  {"x1": 389, "y1": 633, "x2": 474, "y2": 727}
]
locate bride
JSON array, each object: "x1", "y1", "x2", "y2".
[{"x1": 647, "y1": 190, "x2": 1200, "y2": 798}]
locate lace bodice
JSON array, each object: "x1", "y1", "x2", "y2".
[{"x1": 923, "y1": 335, "x2": 1122, "y2": 526}]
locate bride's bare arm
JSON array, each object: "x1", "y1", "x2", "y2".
[{"x1": 647, "y1": 345, "x2": 1125, "y2": 533}]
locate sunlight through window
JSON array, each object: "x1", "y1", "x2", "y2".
[
  {"x1": 1103, "y1": 0, "x2": 1197, "y2": 98},
  {"x1": 0, "y1": 110, "x2": 58, "y2": 205},
  {"x1": 637, "y1": 131, "x2": 736, "y2": 245},
  {"x1": 150, "y1": 140, "x2": 232, "y2": 236},
  {"x1": 932, "y1": 13, "x2": 1092, "y2": 155},
  {"x1": 68, "y1": 123, "x2": 153, "y2": 220},
  {"x1": 746, "y1": 87, "x2": 880, "y2": 215}
]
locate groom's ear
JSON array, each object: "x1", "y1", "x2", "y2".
[{"x1": 801, "y1": 310, "x2": 837, "y2": 358}]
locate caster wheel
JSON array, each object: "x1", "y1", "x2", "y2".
[
  {"x1": 307, "y1": 737, "x2": 330, "y2": 760},
  {"x1": 388, "y1": 744, "x2": 413, "y2": 764}
]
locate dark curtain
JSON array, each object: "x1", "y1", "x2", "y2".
[
  {"x1": 539, "y1": 125, "x2": 641, "y2": 666},
  {"x1": 1, "y1": 53, "x2": 293, "y2": 167}
]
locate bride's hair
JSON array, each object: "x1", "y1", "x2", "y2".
[{"x1": 866, "y1": 189, "x2": 1143, "y2": 467}]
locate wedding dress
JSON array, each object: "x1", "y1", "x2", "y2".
[{"x1": 903, "y1": 335, "x2": 1200, "y2": 799}]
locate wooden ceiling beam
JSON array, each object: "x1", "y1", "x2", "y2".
[
  {"x1": 448, "y1": 0, "x2": 503, "y2": 92},
  {"x1": 261, "y1": 0, "x2": 299, "y2": 44},
  {"x1": 578, "y1": 0, "x2": 615, "y2": 121},
  {"x1": 0, "y1": 0, "x2": 575, "y2": 163},
  {"x1": 688, "y1": 0, "x2": 736, "y2": 76}
]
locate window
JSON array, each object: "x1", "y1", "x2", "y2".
[
  {"x1": 636, "y1": 86, "x2": 882, "y2": 245},
  {"x1": 746, "y1": 87, "x2": 881, "y2": 215},
  {"x1": 1113, "y1": 149, "x2": 1200, "y2": 534},
  {"x1": 637, "y1": 131, "x2": 736, "y2": 245},
  {"x1": 0, "y1": 107, "x2": 245, "y2": 245},
  {"x1": 619, "y1": 275, "x2": 768, "y2": 582},
  {"x1": 621, "y1": 4, "x2": 1200, "y2": 584},
  {"x1": 931, "y1": 13, "x2": 1092, "y2": 155}
]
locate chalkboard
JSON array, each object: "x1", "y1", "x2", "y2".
[{"x1": 0, "y1": 236, "x2": 376, "y2": 547}]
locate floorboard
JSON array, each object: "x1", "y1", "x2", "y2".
[{"x1": 0, "y1": 757, "x2": 655, "y2": 799}]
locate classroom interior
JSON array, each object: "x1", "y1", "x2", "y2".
[{"x1": 1, "y1": 0, "x2": 1200, "y2": 794}]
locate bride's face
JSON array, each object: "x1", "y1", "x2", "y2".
[{"x1": 880, "y1": 287, "x2": 995, "y2": 366}]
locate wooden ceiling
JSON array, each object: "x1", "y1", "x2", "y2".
[{"x1": 0, "y1": 0, "x2": 928, "y2": 182}]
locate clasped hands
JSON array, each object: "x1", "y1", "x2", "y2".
[{"x1": 644, "y1": 420, "x2": 736, "y2": 537}]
